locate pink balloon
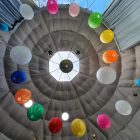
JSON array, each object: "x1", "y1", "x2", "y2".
[
  {"x1": 46, "y1": 0, "x2": 58, "y2": 15},
  {"x1": 69, "y1": 3, "x2": 80, "y2": 17},
  {"x1": 97, "y1": 114, "x2": 111, "y2": 129}
]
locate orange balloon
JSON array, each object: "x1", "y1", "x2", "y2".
[
  {"x1": 15, "y1": 89, "x2": 32, "y2": 104},
  {"x1": 102, "y1": 50, "x2": 119, "y2": 64}
]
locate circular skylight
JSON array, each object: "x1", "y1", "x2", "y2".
[{"x1": 49, "y1": 51, "x2": 80, "y2": 81}]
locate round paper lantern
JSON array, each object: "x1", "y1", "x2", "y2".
[
  {"x1": 48, "y1": 117, "x2": 62, "y2": 134},
  {"x1": 100, "y1": 29, "x2": 114, "y2": 43},
  {"x1": 115, "y1": 100, "x2": 132, "y2": 115},
  {"x1": 10, "y1": 45, "x2": 32, "y2": 65},
  {"x1": 88, "y1": 12, "x2": 102, "y2": 28},
  {"x1": 69, "y1": 3, "x2": 80, "y2": 17},
  {"x1": 62, "y1": 112, "x2": 69, "y2": 121},
  {"x1": 96, "y1": 67, "x2": 116, "y2": 85},
  {"x1": 97, "y1": 114, "x2": 111, "y2": 129},
  {"x1": 20, "y1": 4, "x2": 34, "y2": 20},
  {"x1": 71, "y1": 118, "x2": 86, "y2": 137},
  {"x1": 0, "y1": 23, "x2": 9, "y2": 32},
  {"x1": 134, "y1": 79, "x2": 140, "y2": 87},
  {"x1": 11, "y1": 70, "x2": 27, "y2": 84},
  {"x1": 24, "y1": 100, "x2": 33, "y2": 108},
  {"x1": 46, "y1": 0, "x2": 58, "y2": 15},
  {"x1": 15, "y1": 89, "x2": 32, "y2": 105},
  {"x1": 102, "y1": 50, "x2": 119, "y2": 64},
  {"x1": 27, "y1": 103, "x2": 44, "y2": 121}
]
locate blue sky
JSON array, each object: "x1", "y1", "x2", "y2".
[{"x1": 34, "y1": 0, "x2": 113, "y2": 14}]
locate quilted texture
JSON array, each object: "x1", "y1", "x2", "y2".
[{"x1": 0, "y1": 7, "x2": 140, "y2": 140}]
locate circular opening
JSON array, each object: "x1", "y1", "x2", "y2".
[{"x1": 60, "y1": 59, "x2": 73, "y2": 73}]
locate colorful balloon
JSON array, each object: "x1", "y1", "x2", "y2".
[
  {"x1": 134, "y1": 79, "x2": 140, "y2": 87},
  {"x1": 10, "y1": 45, "x2": 32, "y2": 65},
  {"x1": 97, "y1": 114, "x2": 111, "y2": 129},
  {"x1": 0, "y1": 23, "x2": 9, "y2": 32},
  {"x1": 11, "y1": 70, "x2": 27, "y2": 84},
  {"x1": 102, "y1": 50, "x2": 119, "y2": 64},
  {"x1": 100, "y1": 29, "x2": 114, "y2": 43},
  {"x1": 88, "y1": 12, "x2": 102, "y2": 28},
  {"x1": 46, "y1": 0, "x2": 58, "y2": 15},
  {"x1": 96, "y1": 67, "x2": 116, "y2": 85},
  {"x1": 27, "y1": 103, "x2": 44, "y2": 121},
  {"x1": 71, "y1": 118, "x2": 86, "y2": 137},
  {"x1": 48, "y1": 117, "x2": 62, "y2": 134},
  {"x1": 19, "y1": 4, "x2": 34, "y2": 20},
  {"x1": 15, "y1": 89, "x2": 32, "y2": 105},
  {"x1": 115, "y1": 100, "x2": 132, "y2": 116},
  {"x1": 69, "y1": 3, "x2": 80, "y2": 17}
]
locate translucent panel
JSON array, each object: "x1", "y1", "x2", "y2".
[
  {"x1": 50, "y1": 69, "x2": 62, "y2": 81},
  {"x1": 50, "y1": 52, "x2": 62, "y2": 64},
  {"x1": 59, "y1": 73, "x2": 70, "y2": 81},
  {"x1": 49, "y1": 61, "x2": 59, "y2": 72},
  {"x1": 68, "y1": 70, "x2": 79, "y2": 80},
  {"x1": 73, "y1": 61, "x2": 80, "y2": 72},
  {"x1": 68, "y1": 52, "x2": 79, "y2": 62},
  {"x1": 58, "y1": 51, "x2": 69, "y2": 60},
  {"x1": 33, "y1": 0, "x2": 113, "y2": 14}
]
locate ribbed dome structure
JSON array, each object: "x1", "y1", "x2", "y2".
[{"x1": 0, "y1": 6, "x2": 140, "y2": 140}]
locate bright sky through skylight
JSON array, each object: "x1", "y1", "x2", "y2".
[{"x1": 33, "y1": 0, "x2": 113, "y2": 14}]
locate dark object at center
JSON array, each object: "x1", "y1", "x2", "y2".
[{"x1": 60, "y1": 59, "x2": 73, "y2": 73}]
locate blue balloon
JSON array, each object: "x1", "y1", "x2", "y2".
[
  {"x1": 0, "y1": 23, "x2": 9, "y2": 32},
  {"x1": 134, "y1": 79, "x2": 140, "y2": 87},
  {"x1": 11, "y1": 70, "x2": 27, "y2": 84}
]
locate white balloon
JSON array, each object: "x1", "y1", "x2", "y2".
[
  {"x1": 10, "y1": 45, "x2": 32, "y2": 65},
  {"x1": 115, "y1": 100, "x2": 132, "y2": 115},
  {"x1": 20, "y1": 4, "x2": 34, "y2": 20},
  {"x1": 96, "y1": 66, "x2": 116, "y2": 84}
]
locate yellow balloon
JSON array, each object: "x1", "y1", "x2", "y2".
[
  {"x1": 100, "y1": 29, "x2": 114, "y2": 44},
  {"x1": 71, "y1": 118, "x2": 86, "y2": 137}
]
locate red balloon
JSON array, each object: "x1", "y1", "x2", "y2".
[
  {"x1": 46, "y1": 0, "x2": 58, "y2": 15},
  {"x1": 97, "y1": 114, "x2": 111, "y2": 129},
  {"x1": 48, "y1": 117, "x2": 62, "y2": 134}
]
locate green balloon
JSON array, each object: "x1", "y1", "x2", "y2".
[
  {"x1": 27, "y1": 103, "x2": 44, "y2": 121},
  {"x1": 88, "y1": 12, "x2": 102, "y2": 28}
]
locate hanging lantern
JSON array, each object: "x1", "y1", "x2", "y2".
[
  {"x1": 11, "y1": 70, "x2": 27, "y2": 84},
  {"x1": 71, "y1": 118, "x2": 86, "y2": 137},
  {"x1": 10, "y1": 45, "x2": 32, "y2": 65},
  {"x1": 96, "y1": 67, "x2": 116, "y2": 85},
  {"x1": 19, "y1": 4, "x2": 34, "y2": 20},
  {"x1": 100, "y1": 29, "x2": 114, "y2": 44},
  {"x1": 27, "y1": 103, "x2": 44, "y2": 121},
  {"x1": 69, "y1": 3, "x2": 80, "y2": 17},
  {"x1": 88, "y1": 12, "x2": 102, "y2": 28},
  {"x1": 48, "y1": 117, "x2": 62, "y2": 134},
  {"x1": 134, "y1": 79, "x2": 140, "y2": 87},
  {"x1": 102, "y1": 50, "x2": 119, "y2": 64},
  {"x1": 46, "y1": 0, "x2": 58, "y2": 15},
  {"x1": 97, "y1": 114, "x2": 111, "y2": 129},
  {"x1": 15, "y1": 89, "x2": 32, "y2": 105},
  {"x1": 0, "y1": 23, "x2": 9, "y2": 32},
  {"x1": 24, "y1": 100, "x2": 33, "y2": 108}
]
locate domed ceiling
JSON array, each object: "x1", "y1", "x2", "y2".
[{"x1": 0, "y1": 3, "x2": 140, "y2": 140}]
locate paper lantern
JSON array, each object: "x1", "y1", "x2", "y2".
[
  {"x1": 134, "y1": 79, "x2": 140, "y2": 87},
  {"x1": 15, "y1": 89, "x2": 32, "y2": 105},
  {"x1": 69, "y1": 3, "x2": 80, "y2": 17},
  {"x1": 20, "y1": 4, "x2": 34, "y2": 20},
  {"x1": 46, "y1": 0, "x2": 58, "y2": 15},
  {"x1": 62, "y1": 112, "x2": 69, "y2": 121},
  {"x1": 24, "y1": 100, "x2": 33, "y2": 108},
  {"x1": 115, "y1": 100, "x2": 132, "y2": 115},
  {"x1": 48, "y1": 117, "x2": 62, "y2": 134},
  {"x1": 11, "y1": 70, "x2": 27, "y2": 84},
  {"x1": 0, "y1": 23, "x2": 9, "y2": 32},
  {"x1": 100, "y1": 29, "x2": 114, "y2": 43},
  {"x1": 27, "y1": 103, "x2": 44, "y2": 121},
  {"x1": 88, "y1": 12, "x2": 102, "y2": 28},
  {"x1": 97, "y1": 114, "x2": 111, "y2": 129},
  {"x1": 96, "y1": 67, "x2": 116, "y2": 85},
  {"x1": 71, "y1": 118, "x2": 86, "y2": 137},
  {"x1": 102, "y1": 50, "x2": 119, "y2": 64},
  {"x1": 10, "y1": 45, "x2": 32, "y2": 65}
]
